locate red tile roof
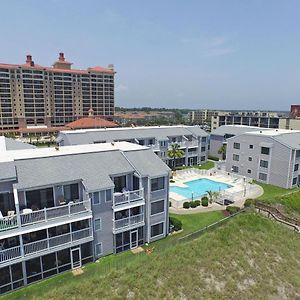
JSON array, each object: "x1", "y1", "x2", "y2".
[{"x1": 65, "y1": 117, "x2": 118, "y2": 129}]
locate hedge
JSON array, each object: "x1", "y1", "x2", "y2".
[{"x1": 170, "y1": 216, "x2": 183, "y2": 231}]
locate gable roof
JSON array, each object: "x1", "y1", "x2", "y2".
[{"x1": 65, "y1": 117, "x2": 118, "y2": 130}]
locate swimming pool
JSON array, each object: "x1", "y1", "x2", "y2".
[{"x1": 170, "y1": 178, "x2": 232, "y2": 199}]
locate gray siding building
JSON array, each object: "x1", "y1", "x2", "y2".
[
  {"x1": 0, "y1": 140, "x2": 170, "y2": 294},
  {"x1": 209, "y1": 125, "x2": 271, "y2": 160},
  {"x1": 56, "y1": 125, "x2": 209, "y2": 168},
  {"x1": 225, "y1": 129, "x2": 300, "y2": 188}
]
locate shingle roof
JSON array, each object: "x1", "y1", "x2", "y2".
[
  {"x1": 0, "y1": 162, "x2": 16, "y2": 181},
  {"x1": 270, "y1": 132, "x2": 300, "y2": 149},
  {"x1": 211, "y1": 125, "x2": 271, "y2": 136},
  {"x1": 123, "y1": 149, "x2": 171, "y2": 178},
  {"x1": 14, "y1": 151, "x2": 134, "y2": 191},
  {"x1": 0, "y1": 137, "x2": 36, "y2": 151},
  {"x1": 57, "y1": 126, "x2": 208, "y2": 145}
]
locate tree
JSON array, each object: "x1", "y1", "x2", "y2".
[
  {"x1": 206, "y1": 190, "x2": 220, "y2": 204},
  {"x1": 218, "y1": 144, "x2": 227, "y2": 160},
  {"x1": 167, "y1": 143, "x2": 185, "y2": 170}
]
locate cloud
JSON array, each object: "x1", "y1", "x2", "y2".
[
  {"x1": 180, "y1": 34, "x2": 236, "y2": 57},
  {"x1": 116, "y1": 84, "x2": 129, "y2": 92}
]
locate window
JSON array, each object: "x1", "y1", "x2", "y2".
[
  {"x1": 151, "y1": 200, "x2": 165, "y2": 215},
  {"x1": 261, "y1": 147, "x2": 270, "y2": 155},
  {"x1": 94, "y1": 218, "x2": 102, "y2": 231},
  {"x1": 201, "y1": 146, "x2": 206, "y2": 152},
  {"x1": 249, "y1": 145, "x2": 254, "y2": 149},
  {"x1": 201, "y1": 156, "x2": 206, "y2": 161},
  {"x1": 232, "y1": 166, "x2": 239, "y2": 173},
  {"x1": 93, "y1": 192, "x2": 100, "y2": 205},
  {"x1": 233, "y1": 143, "x2": 240, "y2": 149},
  {"x1": 63, "y1": 183, "x2": 79, "y2": 202},
  {"x1": 151, "y1": 177, "x2": 165, "y2": 191},
  {"x1": 247, "y1": 169, "x2": 252, "y2": 174},
  {"x1": 105, "y1": 190, "x2": 112, "y2": 202},
  {"x1": 259, "y1": 173, "x2": 267, "y2": 181},
  {"x1": 292, "y1": 177, "x2": 297, "y2": 185},
  {"x1": 95, "y1": 243, "x2": 103, "y2": 256},
  {"x1": 233, "y1": 154, "x2": 239, "y2": 161},
  {"x1": 151, "y1": 222, "x2": 164, "y2": 238},
  {"x1": 294, "y1": 164, "x2": 299, "y2": 172},
  {"x1": 248, "y1": 157, "x2": 252, "y2": 162},
  {"x1": 260, "y1": 160, "x2": 269, "y2": 168},
  {"x1": 296, "y1": 150, "x2": 300, "y2": 158}
]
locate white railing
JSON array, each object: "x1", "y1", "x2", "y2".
[
  {"x1": 186, "y1": 140, "x2": 199, "y2": 147},
  {"x1": 0, "y1": 245, "x2": 21, "y2": 263},
  {"x1": 0, "y1": 216, "x2": 18, "y2": 232},
  {"x1": 113, "y1": 213, "x2": 144, "y2": 230},
  {"x1": 20, "y1": 200, "x2": 91, "y2": 226},
  {"x1": 113, "y1": 189, "x2": 144, "y2": 207},
  {"x1": 148, "y1": 143, "x2": 160, "y2": 151},
  {"x1": 23, "y1": 227, "x2": 92, "y2": 256}
]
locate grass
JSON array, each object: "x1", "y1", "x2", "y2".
[
  {"x1": 175, "y1": 160, "x2": 215, "y2": 171},
  {"x1": 5, "y1": 212, "x2": 300, "y2": 299},
  {"x1": 255, "y1": 181, "x2": 300, "y2": 215}
]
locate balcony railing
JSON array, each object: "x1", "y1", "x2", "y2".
[
  {"x1": 20, "y1": 200, "x2": 91, "y2": 226},
  {"x1": 113, "y1": 213, "x2": 144, "y2": 231},
  {"x1": 113, "y1": 189, "x2": 144, "y2": 207},
  {"x1": 0, "y1": 217, "x2": 18, "y2": 232},
  {"x1": 0, "y1": 228, "x2": 93, "y2": 264}
]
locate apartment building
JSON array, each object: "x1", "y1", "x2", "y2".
[
  {"x1": 188, "y1": 110, "x2": 218, "y2": 127},
  {"x1": 211, "y1": 111, "x2": 282, "y2": 130},
  {"x1": 0, "y1": 53, "x2": 115, "y2": 130},
  {"x1": 225, "y1": 129, "x2": 300, "y2": 188},
  {"x1": 0, "y1": 140, "x2": 170, "y2": 294},
  {"x1": 209, "y1": 125, "x2": 271, "y2": 159},
  {"x1": 56, "y1": 125, "x2": 209, "y2": 168}
]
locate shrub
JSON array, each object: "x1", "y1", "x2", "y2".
[
  {"x1": 190, "y1": 201, "x2": 197, "y2": 208},
  {"x1": 194, "y1": 200, "x2": 201, "y2": 206},
  {"x1": 208, "y1": 155, "x2": 219, "y2": 161},
  {"x1": 183, "y1": 202, "x2": 191, "y2": 209},
  {"x1": 244, "y1": 198, "x2": 256, "y2": 208},
  {"x1": 226, "y1": 206, "x2": 240, "y2": 215},
  {"x1": 170, "y1": 216, "x2": 182, "y2": 231},
  {"x1": 201, "y1": 197, "x2": 208, "y2": 206}
]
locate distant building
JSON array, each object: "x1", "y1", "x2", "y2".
[
  {"x1": 0, "y1": 53, "x2": 115, "y2": 130},
  {"x1": 211, "y1": 111, "x2": 282, "y2": 130},
  {"x1": 225, "y1": 129, "x2": 300, "y2": 188},
  {"x1": 57, "y1": 125, "x2": 209, "y2": 168},
  {"x1": 0, "y1": 141, "x2": 170, "y2": 294},
  {"x1": 188, "y1": 110, "x2": 218, "y2": 126},
  {"x1": 290, "y1": 105, "x2": 300, "y2": 118}
]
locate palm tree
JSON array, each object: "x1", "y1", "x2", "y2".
[
  {"x1": 167, "y1": 143, "x2": 185, "y2": 170},
  {"x1": 218, "y1": 144, "x2": 227, "y2": 160},
  {"x1": 206, "y1": 190, "x2": 220, "y2": 204}
]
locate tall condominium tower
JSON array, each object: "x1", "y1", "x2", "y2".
[{"x1": 0, "y1": 53, "x2": 115, "y2": 130}]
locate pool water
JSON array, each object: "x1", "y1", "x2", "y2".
[{"x1": 170, "y1": 178, "x2": 232, "y2": 199}]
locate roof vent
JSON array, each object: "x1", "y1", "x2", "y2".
[
  {"x1": 111, "y1": 142, "x2": 115, "y2": 146},
  {"x1": 55, "y1": 145, "x2": 59, "y2": 151},
  {"x1": 260, "y1": 131, "x2": 262, "y2": 133}
]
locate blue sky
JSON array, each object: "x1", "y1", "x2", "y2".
[{"x1": 1, "y1": 0, "x2": 300, "y2": 110}]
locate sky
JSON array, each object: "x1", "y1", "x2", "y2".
[{"x1": 1, "y1": 0, "x2": 300, "y2": 110}]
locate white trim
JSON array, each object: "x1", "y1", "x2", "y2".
[
  {"x1": 150, "y1": 199, "x2": 165, "y2": 216},
  {"x1": 150, "y1": 221, "x2": 164, "y2": 238},
  {"x1": 94, "y1": 218, "x2": 102, "y2": 231},
  {"x1": 95, "y1": 242, "x2": 103, "y2": 256}
]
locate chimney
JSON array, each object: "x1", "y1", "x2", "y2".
[
  {"x1": 26, "y1": 54, "x2": 34, "y2": 66},
  {"x1": 88, "y1": 107, "x2": 94, "y2": 117},
  {"x1": 59, "y1": 52, "x2": 65, "y2": 62},
  {"x1": 108, "y1": 64, "x2": 114, "y2": 71}
]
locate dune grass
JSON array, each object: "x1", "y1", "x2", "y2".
[
  {"x1": 256, "y1": 181, "x2": 300, "y2": 214},
  {"x1": 4, "y1": 212, "x2": 300, "y2": 299}
]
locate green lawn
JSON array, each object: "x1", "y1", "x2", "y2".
[
  {"x1": 175, "y1": 160, "x2": 215, "y2": 171},
  {"x1": 255, "y1": 181, "x2": 300, "y2": 214},
  {"x1": 5, "y1": 212, "x2": 300, "y2": 299}
]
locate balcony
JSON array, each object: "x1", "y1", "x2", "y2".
[
  {"x1": 113, "y1": 189, "x2": 145, "y2": 209},
  {"x1": 113, "y1": 213, "x2": 144, "y2": 233},
  {"x1": 0, "y1": 200, "x2": 92, "y2": 233},
  {"x1": 0, "y1": 227, "x2": 93, "y2": 265}
]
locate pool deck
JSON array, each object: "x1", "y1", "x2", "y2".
[{"x1": 169, "y1": 172, "x2": 263, "y2": 213}]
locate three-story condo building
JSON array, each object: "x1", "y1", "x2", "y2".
[
  {"x1": 56, "y1": 125, "x2": 209, "y2": 168},
  {"x1": 225, "y1": 129, "x2": 300, "y2": 188},
  {"x1": 0, "y1": 140, "x2": 170, "y2": 294}
]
